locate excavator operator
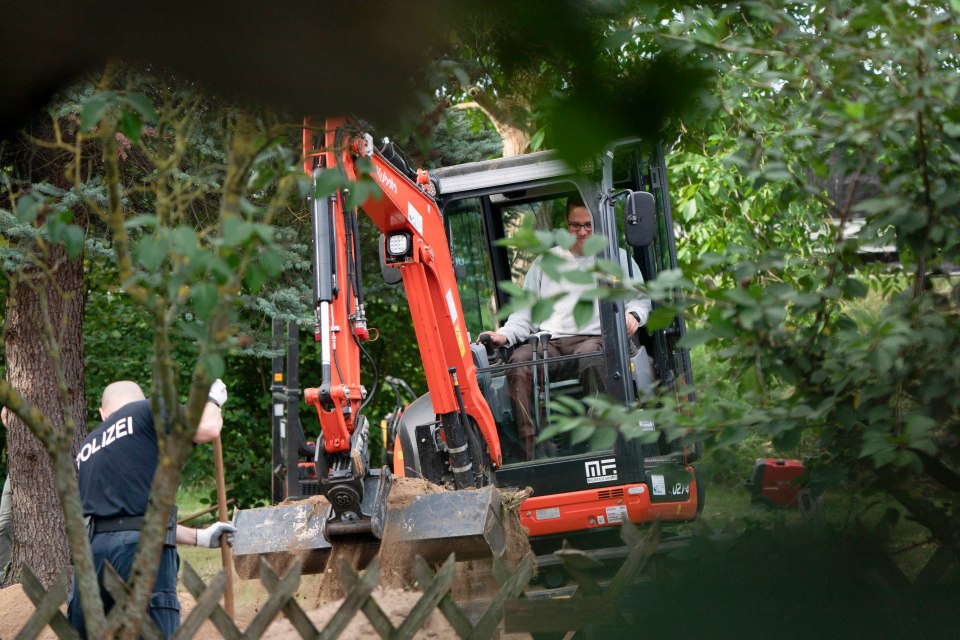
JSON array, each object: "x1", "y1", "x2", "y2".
[{"x1": 478, "y1": 195, "x2": 651, "y2": 461}]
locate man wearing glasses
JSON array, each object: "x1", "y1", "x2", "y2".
[{"x1": 479, "y1": 194, "x2": 651, "y2": 460}]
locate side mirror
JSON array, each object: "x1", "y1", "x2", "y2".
[
  {"x1": 378, "y1": 234, "x2": 403, "y2": 285},
  {"x1": 624, "y1": 191, "x2": 656, "y2": 248}
]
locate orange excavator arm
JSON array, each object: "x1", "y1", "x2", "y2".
[{"x1": 302, "y1": 117, "x2": 502, "y2": 490}]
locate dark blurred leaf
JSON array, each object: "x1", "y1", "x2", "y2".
[
  {"x1": 80, "y1": 94, "x2": 111, "y2": 132},
  {"x1": 573, "y1": 299, "x2": 594, "y2": 328},
  {"x1": 136, "y1": 235, "x2": 167, "y2": 272},
  {"x1": 123, "y1": 92, "x2": 158, "y2": 121},
  {"x1": 119, "y1": 110, "x2": 143, "y2": 143},
  {"x1": 191, "y1": 282, "x2": 218, "y2": 321},
  {"x1": 63, "y1": 225, "x2": 85, "y2": 259},
  {"x1": 646, "y1": 307, "x2": 677, "y2": 331}
]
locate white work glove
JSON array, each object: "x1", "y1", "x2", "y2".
[
  {"x1": 208, "y1": 379, "x2": 228, "y2": 408},
  {"x1": 196, "y1": 522, "x2": 237, "y2": 548}
]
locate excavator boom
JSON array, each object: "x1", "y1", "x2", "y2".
[{"x1": 232, "y1": 118, "x2": 506, "y2": 577}]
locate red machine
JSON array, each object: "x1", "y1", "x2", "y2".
[
  {"x1": 232, "y1": 119, "x2": 508, "y2": 575},
  {"x1": 233, "y1": 117, "x2": 702, "y2": 576},
  {"x1": 749, "y1": 458, "x2": 807, "y2": 508}
]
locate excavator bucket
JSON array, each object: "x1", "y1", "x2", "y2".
[
  {"x1": 231, "y1": 475, "x2": 507, "y2": 579},
  {"x1": 231, "y1": 499, "x2": 336, "y2": 580},
  {"x1": 380, "y1": 484, "x2": 507, "y2": 563}
]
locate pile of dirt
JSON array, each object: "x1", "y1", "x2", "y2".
[
  {"x1": 255, "y1": 478, "x2": 534, "y2": 609},
  {"x1": 386, "y1": 476, "x2": 446, "y2": 510},
  {"x1": 451, "y1": 487, "x2": 536, "y2": 603},
  {"x1": 304, "y1": 538, "x2": 380, "y2": 605},
  {"x1": 499, "y1": 487, "x2": 536, "y2": 569},
  {"x1": 376, "y1": 477, "x2": 448, "y2": 590}
]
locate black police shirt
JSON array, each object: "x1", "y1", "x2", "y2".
[{"x1": 75, "y1": 399, "x2": 160, "y2": 518}]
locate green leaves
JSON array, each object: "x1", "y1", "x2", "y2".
[
  {"x1": 80, "y1": 91, "x2": 157, "y2": 142},
  {"x1": 313, "y1": 169, "x2": 348, "y2": 200},
  {"x1": 80, "y1": 97, "x2": 110, "y2": 133},
  {"x1": 47, "y1": 210, "x2": 86, "y2": 259},
  {"x1": 135, "y1": 234, "x2": 168, "y2": 272},
  {"x1": 573, "y1": 299, "x2": 595, "y2": 328},
  {"x1": 581, "y1": 235, "x2": 607, "y2": 257},
  {"x1": 646, "y1": 307, "x2": 678, "y2": 332},
  {"x1": 13, "y1": 191, "x2": 44, "y2": 225},
  {"x1": 190, "y1": 282, "x2": 219, "y2": 321},
  {"x1": 7, "y1": 193, "x2": 86, "y2": 259},
  {"x1": 644, "y1": 0, "x2": 960, "y2": 548}
]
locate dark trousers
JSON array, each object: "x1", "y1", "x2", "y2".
[
  {"x1": 507, "y1": 335, "x2": 604, "y2": 460},
  {"x1": 68, "y1": 530, "x2": 181, "y2": 639}
]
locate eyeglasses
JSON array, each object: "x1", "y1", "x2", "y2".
[{"x1": 567, "y1": 222, "x2": 593, "y2": 232}]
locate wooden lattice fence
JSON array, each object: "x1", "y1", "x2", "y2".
[{"x1": 12, "y1": 521, "x2": 660, "y2": 639}]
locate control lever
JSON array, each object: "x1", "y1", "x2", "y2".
[
  {"x1": 528, "y1": 334, "x2": 541, "y2": 440},
  {"x1": 479, "y1": 333, "x2": 496, "y2": 359},
  {"x1": 538, "y1": 332, "x2": 552, "y2": 429}
]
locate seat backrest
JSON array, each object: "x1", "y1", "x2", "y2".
[{"x1": 470, "y1": 343, "x2": 492, "y2": 396}]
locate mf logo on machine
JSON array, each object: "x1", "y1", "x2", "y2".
[{"x1": 585, "y1": 458, "x2": 617, "y2": 484}]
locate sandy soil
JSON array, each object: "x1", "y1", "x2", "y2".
[{"x1": 0, "y1": 583, "x2": 475, "y2": 640}]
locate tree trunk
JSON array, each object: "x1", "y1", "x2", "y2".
[
  {"x1": 501, "y1": 129, "x2": 532, "y2": 159},
  {"x1": 3, "y1": 251, "x2": 88, "y2": 588},
  {"x1": 455, "y1": 93, "x2": 533, "y2": 158}
]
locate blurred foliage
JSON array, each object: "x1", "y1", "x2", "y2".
[
  {"x1": 430, "y1": 1, "x2": 710, "y2": 160},
  {"x1": 396, "y1": 105, "x2": 503, "y2": 169},
  {"x1": 1, "y1": 64, "x2": 313, "y2": 527},
  {"x1": 0, "y1": 270, "x2": 4, "y2": 478},
  {"x1": 507, "y1": 0, "x2": 960, "y2": 561},
  {"x1": 468, "y1": 0, "x2": 960, "y2": 571},
  {"x1": 657, "y1": 1, "x2": 960, "y2": 556}
]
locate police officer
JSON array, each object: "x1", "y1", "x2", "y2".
[{"x1": 68, "y1": 379, "x2": 237, "y2": 638}]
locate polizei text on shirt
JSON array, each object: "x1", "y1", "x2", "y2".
[{"x1": 76, "y1": 416, "x2": 135, "y2": 464}]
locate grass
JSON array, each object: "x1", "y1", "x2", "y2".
[
  {"x1": 176, "y1": 485, "x2": 214, "y2": 522},
  {"x1": 174, "y1": 484, "x2": 331, "y2": 613},
  {"x1": 174, "y1": 484, "x2": 268, "y2": 608}
]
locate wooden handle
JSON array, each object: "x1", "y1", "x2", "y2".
[{"x1": 213, "y1": 435, "x2": 235, "y2": 618}]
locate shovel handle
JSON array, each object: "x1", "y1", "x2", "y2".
[{"x1": 213, "y1": 435, "x2": 235, "y2": 618}]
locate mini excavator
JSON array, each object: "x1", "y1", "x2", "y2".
[{"x1": 232, "y1": 117, "x2": 702, "y2": 579}]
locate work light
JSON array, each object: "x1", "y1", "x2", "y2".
[{"x1": 386, "y1": 232, "x2": 412, "y2": 257}]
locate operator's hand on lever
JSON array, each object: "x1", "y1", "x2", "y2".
[
  {"x1": 478, "y1": 331, "x2": 508, "y2": 359},
  {"x1": 478, "y1": 331, "x2": 508, "y2": 348},
  {"x1": 196, "y1": 522, "x2": 237, "y2": 548},
  {"x1": 625, "y1": 311, "x2": 642, "y2": 337}
]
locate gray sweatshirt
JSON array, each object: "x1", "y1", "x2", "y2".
[{"x1": 497, "y1": 246, "x2": 652, "y2": 347}]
